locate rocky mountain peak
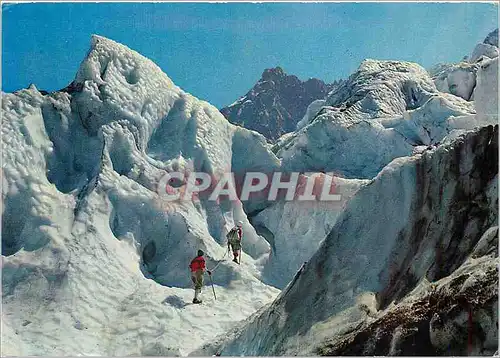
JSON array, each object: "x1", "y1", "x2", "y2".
[
  {"x1": 221, "y1": 67, "x2": 335, "y2": 140},
  {"x1": 261, "y1": 66, "x2": 287, "y2": 81}
]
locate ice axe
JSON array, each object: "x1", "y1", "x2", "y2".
[
  {"x1": 207, "y1": 271, "x2": 217, "y2": 300},
  {"x1": 238, "y1": 239, "x2": 243, "y2": 265}
]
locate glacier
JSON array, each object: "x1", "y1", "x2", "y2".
[
  {"x1": 2, "y1": 31, "x2": 498, "y2": 357},
  {"x1": 194, "y1": 124, "x2": 498, "y2": 356},
  {"x1": 2, "y1": 35, "x2": 284, "y2": 356},
  {"x1": 274, "y1": 59, "x2": 494, "y2": 179},
  {"x1": 191, "y1": 31, "x2": 498, "y2": 356}
]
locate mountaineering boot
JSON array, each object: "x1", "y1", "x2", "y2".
[
  {"x1": 193, "y1": 288, "x2": 202, "y2": 304},
  {"x1": 232, "y1": 258, "x2": 239, "y2": 263}
]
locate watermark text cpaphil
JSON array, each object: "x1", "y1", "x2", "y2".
[{"x1": 157, "y1": 171, "x2": 342, "y2": 202}]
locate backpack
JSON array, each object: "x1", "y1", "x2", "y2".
[{"x1": 226, "y1": 227, "x2": 240, "y2": 245}]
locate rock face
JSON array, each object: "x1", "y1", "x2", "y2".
[
  {"x1": 317, "y1": 250, "x2": 498, "y2": 356},
  {"x1": 220, "y1": 67, "x2": 335, "y2": 141},
  {"x1": 193, "y1": 125, "x2": 498, "y2": 356}
]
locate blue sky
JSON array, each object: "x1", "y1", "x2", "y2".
[{"x1": 2, "y1": 2, "x2": 498, "y2": 108}]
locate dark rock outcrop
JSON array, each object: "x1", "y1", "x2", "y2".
[
  {"x1": 220, "y1": 67, "x2": 337, "y2": 140},
  {"x1": 318, "y1": 252, "x2": 498, "y2": 356}
]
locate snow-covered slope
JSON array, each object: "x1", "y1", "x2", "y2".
[
  {"x1": 193, "y1": 124, "x2": 498, "y2": 356},
  {"x1": 2, "y1": 35, "x2": 283, "y2": 356}
]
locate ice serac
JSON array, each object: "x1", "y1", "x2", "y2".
[
  {"x1": 277, "y1": 56, "x2": 497, "y2": 180},
  {"x1": 275, "y1": 59, "x2": 483, "y2": 179},
  {"x1": 317, "y1": 248, "x2": 498, "y2": 355},
  {"x1": 296, "y1": 99, "x2": 326, "y2": 130},
  {"x1": 324, "y1": 60, "x2": 436, "y2": 116},
  {"x1": 470, "y1": 28, "x2": 499, "y2": 63},
  {"x1": 4, "y1": 31, "x2": 498, "y2": 357},
  {"x1": 429, "y1": 29, "x2": 498, "y2": 101},
  {"x1": 430, "y1": 62, "x2": 477, "y2": 101},
  {"x1": 474, "y1": 57, "x2": 498, "y2": 123},
  {"x1": 251, "y1": 176, "x2": 369, "y2": 288},
  {"x1": 193, "y1": 124, "x2": 498, "y2": 356},
  {"x1": 220, "y1": 67, "x2": 336, "y2": 141},
  {"x1": 2, "y1": 35, "x2": 282, "y2": 355}
]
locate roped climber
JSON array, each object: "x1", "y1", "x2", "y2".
[
  {"x1": 226, "y1": 221, "x2": 243, "y2": 264},
  {"x1": 189, "y1": 249, "x2": 210, "y2": 304}
]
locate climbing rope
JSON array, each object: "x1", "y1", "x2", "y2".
[{"x1": 209, "y1": 247, "x2": 229, "y2": 273}]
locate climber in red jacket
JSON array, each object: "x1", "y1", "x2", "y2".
[{"x1": 189, "y1": 249, "x2": 208, "y2": 304}]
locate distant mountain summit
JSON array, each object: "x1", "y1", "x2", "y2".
[{"x1": 220, "y1": 67, "x2": 339, "y2": 141}]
